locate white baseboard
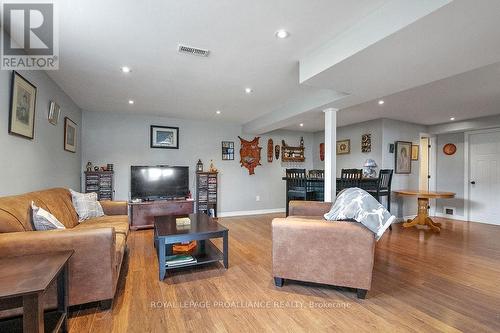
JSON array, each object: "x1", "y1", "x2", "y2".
[
  {"x1": 434, "y1": 212, "x2": 468, "y2": 221},
  {"x1": 395, "y1": 215, "x2": 416, "y2": 223},
  {"x1": 218, "y1": 208, "x2": 285, "y2": 218}
]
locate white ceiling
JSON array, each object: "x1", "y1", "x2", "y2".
[
  {"x1": 47, "y1": 0, "x2": 388, "y2": 123},
  {"x1": 281, "y1": 0, "x2": 500, "y2": 132},
  {"x1": 41, "y1": 0, "x2": 500, "y2": 133}
]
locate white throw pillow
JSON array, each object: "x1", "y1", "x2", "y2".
[
  {"x1": 70, "y1": 189, "x2": 104, "y2": 222},
  {"x1": 31, "y1": 201, "x2": 66, "y2": 231}
]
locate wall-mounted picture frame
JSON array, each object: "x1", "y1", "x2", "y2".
[
  {"x1": 222, "y1": 141, "x2": 235, "y2": 160},
  {"x1": 48, "y1": 101, "x2": 61, "y2": 125},
  {"x1": 8, "y1": 71, "x2": 37, "y2": 139},
  {"x1": 411, "y1": 145, "x2": 419, "y2": 161},
  {"x1": 64, "y1": 117, "x2": 77, "y2": 153},
  {"x1": 150, "y1": 125, "x2": 179, "y2": 149},
  {"x1": 361, "y1": 134, "x2": 371, "y2": 153},
  {"x1": 395, "y1": 141, "x2": 412, "y2": 174},
  {"x1": 336, "y1": 139, "x2": 350, "y2": 155}
]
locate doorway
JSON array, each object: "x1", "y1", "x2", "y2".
[
  {"x1": 419, "y1": 134, "x2": 437, "y2": 215},
  {"x1": 466, "y1": 129, "x2": 500, "y2": 225}
]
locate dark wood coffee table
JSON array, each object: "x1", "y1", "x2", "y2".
[
  {"x1": 0, "y1": 251, "x2": 73, "y2": 333},
  {"x1": 154, "y1": 213, "x2": 228, "y2": 280}
]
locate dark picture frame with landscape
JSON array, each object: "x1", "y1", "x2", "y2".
[
  {"x1": 64, "y1": 117, "x2": 77, "y2": 153},
  {"x1": 150, "y1": 125, "x2": 179, "y2": 149},
  {"x1": 8, "y1": 71, "x2": 37, "y2": 139}
]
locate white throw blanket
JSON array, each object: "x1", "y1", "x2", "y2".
[{"x1": 324, "y1": 187, "x2": 395, "y2": 240}]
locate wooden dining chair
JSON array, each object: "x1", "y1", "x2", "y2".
[
  {"x1": 366, "y1": 169, "x2": 394, "y2": 230},
  {"x1": 285, "y1": 169, "x2": 314, "y2": 216},
  {"x1": 337, "y1": 169, "x2": 363, "y2": 194}
]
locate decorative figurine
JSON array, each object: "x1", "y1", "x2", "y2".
[
  {"x1": 209, "y1": 160, "x2": 218, "y2": 172},
  {"x1": 86, "y1": 161, "x2": 93, "y2": 172},
  {"x1": 94, "y1": 166, "x2": 99, "y2": 171}
]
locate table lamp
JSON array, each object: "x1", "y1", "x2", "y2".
[{"x1": 363, "y1": 159, "x2": 377, "y2": 178}]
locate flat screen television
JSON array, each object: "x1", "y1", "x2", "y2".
[{"x1": 131, "y1": 166, "x2": 189, "y2": 200}]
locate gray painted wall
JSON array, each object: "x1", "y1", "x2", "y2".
[
  {"x1": 311, "y1": 119, "x2": 383, "y2": 174},
  {"x1": 82, "y1": 111, "x2": 313, "y2": 214},
  {"x1": 435, "y1": 132, "x2": 465, "y2": 216},
  {"x1": 0, "y1": 70, "x2": 82, "y2": 196}
]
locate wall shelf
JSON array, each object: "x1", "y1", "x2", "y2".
[{"x1": 281, "y1": 139, "x2": 305, "y2": 162}]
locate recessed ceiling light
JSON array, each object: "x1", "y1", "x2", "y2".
[
  {"x1": 275, "y1": 29, "x2": 290, "y2": 39},
  {"x1": 121, "y1": 66, "x2": 131, "y2": 73},
  {"x1": 299, "y1": 123, "x2": 304, "y2": 127},
  {"x1": 128, "y1": 99, "x2": 134, "y2": 104},
  {"x1": 378, "y1": 100, "x2": 385, "y2": 105},
  {"x1": 245, "y1": 87, "x2": 253, "y2": 94},
  {"x1": 216, "y1": 110, "x2": 221, "y2": 115},
  {"x1": 450, "y1": 117, "x2": 455, "y2": 121}
]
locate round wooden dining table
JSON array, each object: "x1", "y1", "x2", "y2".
[{"x1": 393, "y1": 190, "x2": 455, "y2": 232}]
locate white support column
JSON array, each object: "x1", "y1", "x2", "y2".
[{"x1": 324, "y1": 108, "x2": 338, "y2": 202}]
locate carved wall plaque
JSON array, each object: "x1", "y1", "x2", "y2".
[{"x1": 238, "y1": 136, "x2": 262, "y2": 175}]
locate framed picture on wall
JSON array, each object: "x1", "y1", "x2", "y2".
[
  {"x1": 150, "y1": 125, "x2": 179, "y2": 149},
  {"x1": 8, "y1": 71, "x2": 37, "y2": 139},
  {"x1": 48, "y1": 101, "x2": 61, "y2": 125},
  {"x1": 222, "y1": 141, "x2": 234, "y2": 160},
  {"x1": 64, "y1": 117, "x2": 77, "y2": 153},
  {"x1": 336, "y1": 139, "x2": 350, "y2": 155},
  {"x1": 395, "y1": 141, "x2": 412, "y2": 174},
  {"x1": 411, "y1": 145, "x2": 419, "y2": 161}
]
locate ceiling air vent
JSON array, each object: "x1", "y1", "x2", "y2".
[{"x1": 178, "y1": 44, "x2": 210, "y2": 57}]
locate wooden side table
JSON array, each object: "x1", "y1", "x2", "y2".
[
  {"x1": 0, "y1": 251, "x2": 73, "y2": 333},
  {"x1": 394, "y1": 190, "x2": 455, "y2": 232}
]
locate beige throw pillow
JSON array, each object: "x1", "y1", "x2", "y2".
[{"x1": 70, "y1": 189, "x2": 105, "y2": 222}]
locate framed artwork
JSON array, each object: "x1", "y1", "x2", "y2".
[
  {"x1": 395, "y1": 141, "x2": 412, "y2": 174},
  {"x1": 48, "y1": 101, "x2": 61, "y2": 125},
  {"x1": 411, "y1": 145, "x2": 419, "y2": 161},
  {"x1": 361, "y1": 134, "x2": 371, "y2": 153},
  {"x1": 336, "y1": 139, "x2": 350, "y2": 155},
  {"x1": 222, "y1": 141, "x2": 235, "y2": 160},
  {"x1": 8, "y1": 71, "x2": 37, "y2": 139},
  {"x1": 64, "y1": 117, "x2": 77, "y2": 153},
  {"x1": 150, "y1": 125, "x2": 179, "y2": 149}
]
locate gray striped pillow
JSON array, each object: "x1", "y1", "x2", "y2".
[{"x1": 70, "y1": 189, "x2": 104, "y2": 222}]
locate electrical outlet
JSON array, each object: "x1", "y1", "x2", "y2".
[{"x1": 256, "y1": 195, "x2": 260, "y2": 202}]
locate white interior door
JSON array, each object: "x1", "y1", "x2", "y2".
[{"x1": 469, "y1": 130, "x2": 500, "y2": 224}]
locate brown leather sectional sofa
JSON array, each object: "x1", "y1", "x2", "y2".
[
  {"x1": 0, "y1": 188, "x2": 129, "y2": 317},
  {"x1": 272, "y1": 200, "x2": 376, "y2": 299}
]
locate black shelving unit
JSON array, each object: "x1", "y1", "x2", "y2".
[
  {"x1": 196, "y1": 172, "x2": 218, "y2": 217},
  {"x1": 84, "y1": 171, "x2": 114, "y2": 200}
]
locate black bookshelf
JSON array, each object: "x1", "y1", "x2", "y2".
[
  {"x1": 84, "y1": 171, "x2": 114, "y2": 200},
  {"x1": 196, "y1": 172, "x2": 218, "y2": 217}
]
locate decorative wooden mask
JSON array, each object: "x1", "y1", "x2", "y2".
[
  {"x1": 267, "y1": 139, "x2": 273, "y2": 163},
  {"x1": 275, "y1": 145, "x2": 280, "y2": 160},
  {"x1": 238, "y1": 136, "x2": 262, "y2": 175},
  {"x1": 320, "y1": 143, "x2": 325, "y2": 161}
]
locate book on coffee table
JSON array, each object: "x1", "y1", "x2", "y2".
[{"x1": 165, "y1": 254, "x2": 197, "y2": 267}]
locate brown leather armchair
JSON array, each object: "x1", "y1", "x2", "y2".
[{"x1": 272, "y1": 201, "x2": 376, "y2": 299}]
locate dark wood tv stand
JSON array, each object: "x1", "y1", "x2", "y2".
[{"x1": 129, "y1": 199, "x2": 195, "y2": 230}]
